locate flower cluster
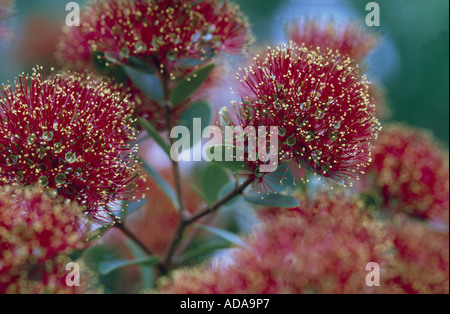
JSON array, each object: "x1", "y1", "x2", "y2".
[
  {"x1": 364, "y1": 124, "x2": 449, "y2": 221},
  {"x1": 0, "y1": 185, "x2": 93, "y2": 294},
  {"x1": 57, "y1": 0, "x2": 252, "y2": 77},
  {"x1": 286, "y1": 18, "x2": 378, "y2": 62},
  {"x1": 227, "y1": 42, "x2": 380, "y2": 187},
  {"x1": 158, "y1": 193, "x2": 390, "y2": 294},
  {"x1": 57, "y1": 0, "x2": 243, "y2": 130},
  {"x1": 286, "y1": 19, "x2": 390, "y2": 121},
  {"x1": 0, "y1": 67, "x2": 138, "y2": 221},
  {"x1": 385, "y1": 215, "x2": 449, "y2": 294}
]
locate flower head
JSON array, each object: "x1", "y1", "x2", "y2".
[
  {"x1": 286, "y1": 18, "x2": 378, "y2": 62},
  {"x1": 227, "y1": 42, "x2": 379, "y2": 187},
  {"x1": 365, "y1": 124, "x2": 449, "y2": 221},
  {"x1": 158, "y1": 193, "x2": 390, "y2": 294},
  {"x1": 0, "y1": 185, "x2": 93, "y2": 294},
  {"x1": 57, "y1": 0, "x2": 253, "y2": 77},
  {"x1": 0, "y1": 67, "x2": 138, "y2": 221},
  {"x1": 385, "y1": 215, "x2": 449, "y2": 294}
]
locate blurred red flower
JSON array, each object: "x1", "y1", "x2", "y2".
[{"x1": 0, "y1": 185, "x2": 94, "y2": 294}]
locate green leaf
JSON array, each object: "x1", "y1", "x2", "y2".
[
  {"x1": 217, "y1": 181, "x2": 242, "y2": 206},
  {"x1": 126, "y1": 57, "x2": 156, "y2": 74},
  {"x1": 177, "y1": 101, "x2": 212, "y2": 149},
  {"x1": 124, "y1": 65, "x2": 163, "y2": 101},
  {"x1": 191, "y1": 183, "x2": 211, "y2": 207},
  {"x1": 122, "y1": 199, "x2": 147, "y2": 219},
  {"x1": 126, "y1": 240, "x2": 155, "y2": 290},
  {"x1": 243, "y1": 193, "x2": 300, "y2": 208},
  {"x1": 139, "y1": 158, "x2": 179, "y2": 211},
  {"x1": 176, "y1": 241, "x2": 231, "y2": 265},
  {"x1": 92, "y1": 51, "x2": 128, "y2": 84},
  {"x1": 202, "y1": 164, "x2": 229, "y2": 204},
  {"x1": 98, "y1": 256, "x2": 160, "y2": 276},
  {"x1": 206, "y1": 144, "x2": 249, "y2": 173},
  {"x1": 85, "y1": 224, "x2": 113, "y2": 241},
  {"x1": 194, "y1": 224, "x2": 246, "y2": 247},
  {"x1": 138, "y1": 117, "x2": 171, "y2": 157},
  {"x1": 170, "y1": 63, "x2": 215, "y2": 106}
]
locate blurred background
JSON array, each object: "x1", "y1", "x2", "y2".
[{"x1": 1, "y1": 0, "x2": 448, "y2": 144}]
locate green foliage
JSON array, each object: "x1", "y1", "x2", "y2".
[
  {"x1": 244, "y1": 192, "x2": 300, "y2": 208},
  {"x1": 170, "y1": 63, "x2": 215, "y2": 106},
  {"x1": 202, "y1": 164, "x2": 229, "y2": 204},
  {"x1": 177, "y1": 100, "x2": 213, "y2": 149},
  {"x1": 206, "y1": 145, "x2": 249, "y2": 173},
  {"x1": 194, "y1": 224, "x2": 246, "y2": 247},
  {"x1": 138, "y1": 117, "x2": 171, "y2": 156},
  {"x1": 123, "y1": 65, "x2": 163, "y2": 101}
]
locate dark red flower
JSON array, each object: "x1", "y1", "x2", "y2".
[
  {"x1": 0, "y1": 67, "x2": 138, "y2": 221},
  {"x1": 227, "y1": 42, "x2": 380, "y2": 187},
  {"x1": 364, "y1": 124, "x2": 449, "y2": 221},
  {"x1": 287, "y1": 18, "x2": 378, "y2": 62},
  {"x1": 0, "y1": 185, "x2": 94, "y2": 294},
  {"x1": 57, "y1": 0, "x2": 253, "y2": 76},
  {"x1": 57, "y1": 0, "x2": 238, "y2": 130}
]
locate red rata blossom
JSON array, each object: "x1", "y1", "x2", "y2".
[
  {"x1": 227, "y1": 42, "x2": 379, "y2": 187},
  {"x1": 287, "y1": 18, "x2": 378, "y2": 62},
  {"x1": 364, "y1": 124, "x2": 449, "y2": 221},
  {"x1": 0, "y1": 185, "x2": 93, "y2": 294},
  {"x1": 0, "y1": 67, "x2": 138, "y2": 222},
  {"x1": 57, "y1": 0, "x2": 252, "y2": 76},
  {"x1": 384, "y1": 214, "x2": 449, "y2": 294},
  {"x1": 287, "y1": 19, "x2": 389, "y2": 121},
  {"x1": 157, "y1": 193, "x2": 390, "y2": 294},
  {"x1": 57, "y1": 0, "x2": 238, "y2": 131}
]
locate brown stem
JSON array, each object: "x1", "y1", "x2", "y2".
[
  {"x1": 163, "y1": 176, "x2": 255, "y2": 270},
  {"x1": 185, "y1": 177, "x2": 255, "y2": 224},
  {"x1": 112, "y1": 217, "x2": 167, "y2": 275}
]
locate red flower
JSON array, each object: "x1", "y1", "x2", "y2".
[
  {"x1": 0, "y1": 67, "x2": 138, "y2": 222},
  {"x1": 0, "y1": 185, "x2": 93, "y2": 294},
  {"x1": 287, "y1": 18, "x2": 378, "y2": 62},
  {"x1": 57, "y1": 0, "x2": 237, "y2": 130},
  {"x1": 364, "y1": 124, "x2": 449, "y2": 221},
  {"x1": 385, "y1": 215, "x2": 449, "y2": 294},
  {"x1": 157, "y1": 193, "x2": 390, "y2": 294},
  {"x1": 228, "y1": 42, "x2": 380, "y2": 187},
  {"x1": 57, "y1": 0, "x2": 253, "y2": 76}
]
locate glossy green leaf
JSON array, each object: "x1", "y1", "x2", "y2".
[
  {"x1": 138, "y1": 117, "x2": 171, "y2": 157},
  {"x1": 202, "y1": 164, "x2": 229, "y2": 203},
  {"x1": 194, "y1": 224, "x2": 246, "y2": 247},
  {"x1": 176, "y1": 241, "x2": 231, "y2": 265},
  {"x1": 126, "y1": 239, "x2": 155, "y2": 290},
  {"x1": 139, "y1": 158, "x2": 179, "y2": 211},
  {"x1": 170, "y1": 63, "x2": 215, "y2": 106},
  {"x1": 122, "y1": 199, "x2": 147, "y2": 219},
  {"x1": 124, "y1": 65, "x2": 163, "y2": 101},
  {"x1": 98, "y1": 255, "x2": 159, "y2": 276},
  {"x1": 243, "y1": 193, "x2": 300, "y2": 208},
  {"x1": 177, "y1": 101, "x2": 212, "y2": 149},
  {"x1": 126, "y1": 57, "x2": 156, "y2": 74},
  {"x1": 206, "y1": 144, "x2": 249, "y2": 173},
  {"x1": 217, "y1": 181, "x2": 242, "y2": 206}
]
